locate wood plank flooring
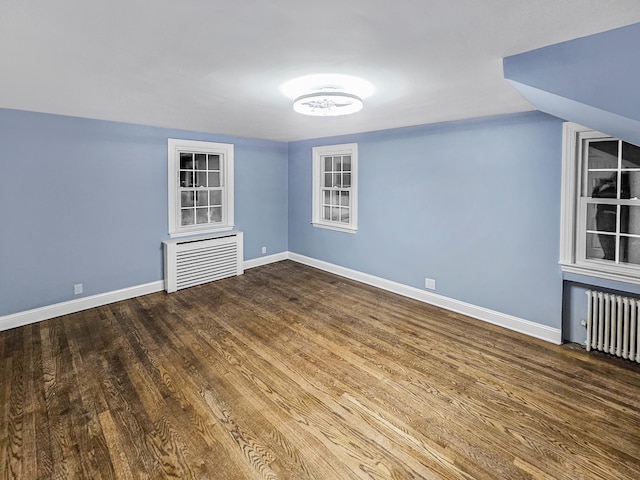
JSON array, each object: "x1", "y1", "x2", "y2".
[{"x1": 1, "y1": 260, "x2": 639, "y2": 479}]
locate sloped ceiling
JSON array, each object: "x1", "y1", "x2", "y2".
[
  {"x1": 504, "y1": 22, "x2": 640, "y2": 145},
  {"x1": 1, "y1": 1, "x2": 640, "y2": 141}
]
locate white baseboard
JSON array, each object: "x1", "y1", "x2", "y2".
[
  {"x1": 0, "y1": 250, "x2": 288, "y2": 332},
  {"x1": 244, "y1": 252, "x2": 289, "y2": 270},
  {"x1": 0, "y1": 252, "x2": 286, "y2": 332},
  {"x1": 0, "y1": 251, "x2": 562, "y2": 345},
  {"x1": 288, "y1": 252, "x2": 562, "y2": 345},
  {"x1": 0, "y1": 281, "x2": 165, "y2": 332}
]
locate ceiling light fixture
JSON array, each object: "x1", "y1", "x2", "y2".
[
  {"x1": 281, "y1": 74, "x2": 374, "y2": 117},
  {"x1": 293, "y1": 90, "x2": 363, "y2": 117}
]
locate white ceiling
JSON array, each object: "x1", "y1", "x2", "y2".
[{"x1": 2, "y1": 1, "x2": 639, "y2": 142}]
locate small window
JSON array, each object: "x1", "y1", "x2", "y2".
[
  {"x1": 312, "y1": 143, "x2": 358, "y2": 233},
  {"x1": 560, "y1": 123, "x2": 640, "y2": 284},
  {"x1": 168, "y1": 139, "x2": 234, "y2": 237}
]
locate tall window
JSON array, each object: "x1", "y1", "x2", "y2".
[
  {"x1": 168, "y1": 139, "x2": 234, "y2": 237},
  {"x1": 312, "y1": 143, "x2": 358, "y2": 233},
  {"x1": 560, "y1": 123, "x2": 640, "y2": 283}
]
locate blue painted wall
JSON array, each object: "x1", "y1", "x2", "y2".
[
  {"x1": 3, "y1": 105, "x2": 629, "y2": 338},
  {"x1": 503, "y1": 22, "x2": 640, "y2": 342},
  {"x1": 504, "y1": 22, "x2": 640, "y2": 146},
  {"x1": 0, "y1": 109, "x2": 288, "y2": 316},
  {"x1": 288, "y1": 112, "x2": 564, "y2": 329}
]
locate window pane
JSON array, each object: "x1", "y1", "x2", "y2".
[
  {"x1": 588, "y1": 141, "x2": 618, "y2": 169},
  {"x1": 179, "y1": 153, "x2": 193, "y2": 169},
  {"x1": 333, "y1": 173, "x2": 342, "y2": 187},
  {"x1": 208, "y1": 154, "x2": 220, "y2": 170},
  {"x1": 181, "y1": 209, "x2": 194, "y2": 226},
  {"x1": 622, "y1": 142, "x2": 640, "y2": 169},
  {"x1": 340, "y1": 191, "x2": 350, "y2": 206},
  {"x1": 340, "y1": 208, "x2": 350, "y2": 223},
  {"x1": 621, "y1": 174, "x2": 635, "y2": 200},
  {"x1": 210, "y1": 190, "x2": 222, "y2": 206},
  {"x1": 208, "y1": 172, "x2": 220, "y2": 187},
  {"x1": 210, "y1": 207, "x2": 222, "y2": 223},
  {"x1": 181, "y1": 191, "x2": 194, "y2": 207},
  {"x1": 180, "y1": 171, "x2": 194, "y2": 187},
  {"x1": 323, "y1": 206, "x2": 331, "y2": 221},
  {"x1": 620, "y1": 206, "x2": 640, "y2": 235},
  {"x1": 331, "y1": 190, "x2": 339, "y2": 205},
  {"x1": 195, "y1": 153, "x2": 207, "y2": 170},
  {"x1": 324, "y1": 156, "x2": 332, "y2": 172},
  {"x1": 588, "y1": 171, "x2": 617, "y2": 198},
  {"x1": 195, "y1": 171, "x2": 207, "y2": 187},
  {"x1": 324, "y1": 173, "x2": 332, "y2": 188},
  {"x1": 196, "y1": 208, "x2": 209, "y2": 224},
  {"x1": 196, "y1": 191, "x2": 208, "y2": 206},
  {"x1": 334, "y1": 156, "x2": 342, "y2": 172},
  {"x1": 323, "y1": 190, "x2": 330, "y2": 205},
  {"x1": 587, "y1": 203, "x2": 616, "y2": 232},
  {"x1": 623, "y1": 171, "x2": 640, "y2": 200},
  {"x1": 343, "y1": 173, "x2": 351, "y2": 188},
  {"x1": 331, "y1": 207, "x2": 340, "y2": 221},
  {"x1": 342, "y1": 156, "x2": 351, "y2": 172},
  {"x1": 586, "y1": 232, "x2": 616, "y2": 261},
  {"x1": 620, "y1": 236, "x2": 640, "y2": 265}
]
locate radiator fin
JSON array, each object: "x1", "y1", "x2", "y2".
[
  {"x1": 163, "y1": 232, "x2": 244, "y2": 293},
  {"x1": 586, "y1": 290, "x2": 640, "y2": 363}
]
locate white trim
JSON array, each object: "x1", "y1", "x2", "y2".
[
  {"x1": 0, "y1": 251, "x2": 285, "y2": 332},
  {"x1": 560, "y1": 263, "x2": 640, "y2": 286},
  {"x1": 1, "y1": 251, "x2": 562, "y2": 345},
  {"x1": 0, "y1": 281, "x2": 164, "y2": 332},
  {"x1": 559, "y1": 122, "x2": 582, "y2": 265},
  {"x1": 244, "y1": 251, "x2": 289, "y2": 270},
  {"x1": 288, "y1": 252, "x2": 562, "y2": 344},
  {"x1": 0, "y1": 246, "x2": 282, "y2": 332},
  {"x1": 310, "y1": 222, "x2": 358, "y2": 234},
  {"x1": 169, "y1": 226, "x2": 234, "y2": 238}
]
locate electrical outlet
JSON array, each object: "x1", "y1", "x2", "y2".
[
  {"x1": 74, "y1": 283, "x2": 83, "y2": 295},
  {"x1": 424, "y1": 278, "x2": 436, "y2": 290},
  {"x1": 261, "y1": 246, "x2": 267, "y2": 254}
]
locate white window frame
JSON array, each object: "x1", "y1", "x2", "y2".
[
  {"x1": 312, "y1": 143, "x2": 358, "y2": 234},
  {"x1": 560, "y1": 122, "x2": 640, "y2": 284},
  {"x1": 168, "y1": 138, "x2": 234, "y2": 237}
]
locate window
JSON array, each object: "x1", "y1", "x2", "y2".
[
  {"x1": 560, "y1": 123, "x2": 640, "y2": 284},
  {"x1": 312, "y1": 143, "x2": 358, "y2": 233},
  {"x1": 168, "y1": 139, "x2": 234, "y2": 237}
]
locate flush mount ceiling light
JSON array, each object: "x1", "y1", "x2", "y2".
[
  {"x1": 293, "y1": 90, "x2": 363, "y2": 116},
  {"x1": 281, "y1": 74, "x2": 374, "y2": 117}
]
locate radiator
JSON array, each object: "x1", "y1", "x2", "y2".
[
  {"x1": 163, "y1": 232, "x2": 244, "y2": 293},
  {"x1": 585, "y1": 290, "x2": 640, "y2": 363}
]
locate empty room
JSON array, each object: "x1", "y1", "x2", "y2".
[{"x1": 1, "y1": 1, "x2": 640, "y2": 478}]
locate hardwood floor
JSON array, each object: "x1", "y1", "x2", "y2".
[{"x1": 1, "y1": 260, "x2": 639, "y2": 479}]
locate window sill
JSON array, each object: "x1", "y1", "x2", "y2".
[
  {"x1": 311, "y1": 222, "x2": 357, "y2": 234},
  {"x1": 169, "y1": 225, "x2": 234, "y2": 238},
  {"x1": 560, "y1": 262, "x2": 640, "y2": 286}
]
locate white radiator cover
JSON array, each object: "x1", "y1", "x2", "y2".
[{"x1": 163, "y1": 232, "x2": 244, "y2": 293}]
